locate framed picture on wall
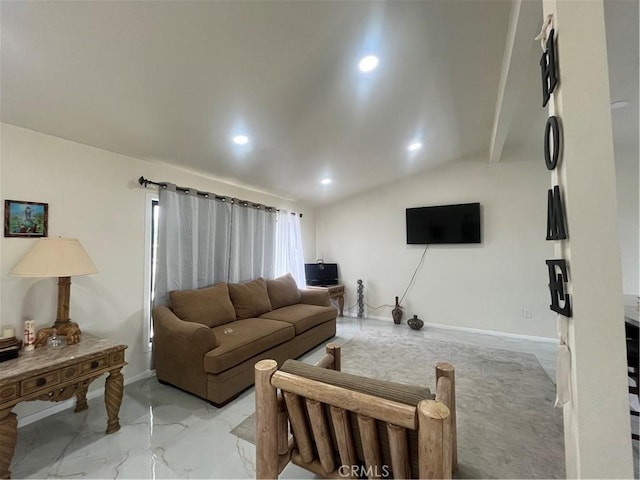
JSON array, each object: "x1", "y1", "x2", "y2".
[{"x1": 4, "y1": 200, "x2": 48, "y2": 238}]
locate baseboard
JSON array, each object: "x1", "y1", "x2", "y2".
[
  {"x1": 343, "y1": 313, "x2": 388, "y2": 322},
  {"x1": 17, "y1": 369, "x2": 156, "y2": 429},
  {"x1": 344, "y1": 313, "x2": 557, "y2": 344},
  {"x1": 425, "y1": 321, "x2": 557, "y2": 344}
]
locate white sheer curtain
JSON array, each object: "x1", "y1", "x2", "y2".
[
  {"x1": 274, "y1": 209, "x2": 306, "y2": 287},
  {"x1": 229, "y1": 203, "x2": 276, "y2": 283},
  {"x1": 154, "y1": 185, "x2": 232, "y2": 306}
]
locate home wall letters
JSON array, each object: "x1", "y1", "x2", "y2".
[
  {"x1": 546, "y1": 186, "x2": 567, "y2": 240},
  {"x1": 540, "y1": 29, "x2": 558, "y2": 108},
  {"x1": 540, "y1": 27, "x2": 572, "y2": 318},
  {"x1": 544, "y1": 116, "x2": 561, "y2": 170},
  {"x1": 546, "y1": 259, "x2": 572, "y2": 317}
]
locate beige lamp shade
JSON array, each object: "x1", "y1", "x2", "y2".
[{"x1": 10, "y1": 238, "x2": 98, "y2": 277}]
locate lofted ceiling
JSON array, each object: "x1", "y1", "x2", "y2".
[{"x1": 1, "y1": 1, "x2": 636, "y2": 205}]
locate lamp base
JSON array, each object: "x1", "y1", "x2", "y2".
[{"x1": 34, "y1": 322, "x2": 81, "y2": 348}]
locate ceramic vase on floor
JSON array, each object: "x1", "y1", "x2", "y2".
[
  {"x1": 391, "y1": 297, "x2": 403, "y2": 324},
  {"x1": 408, "y1": 314, "x2": 424, "y2": 330}
]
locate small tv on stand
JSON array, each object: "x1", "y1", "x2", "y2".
[{"x1": 305, "y1": 263, "x2": 339, "y2": 286}]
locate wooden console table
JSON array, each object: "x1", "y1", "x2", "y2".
[
  {"x1": 310, "y1": 284, "x2": 345, "y2": 317},
  {"x1": 0, "y1": 334, "x2": 127, "y2": 479}
]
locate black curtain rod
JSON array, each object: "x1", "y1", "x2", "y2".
[{"x1": 138, "y1": 176, "x2": 302, "y2": 217}]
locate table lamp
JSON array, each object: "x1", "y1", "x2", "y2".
[{"x1": 10, "y1": 237, "x2": 98, "y2": 347}]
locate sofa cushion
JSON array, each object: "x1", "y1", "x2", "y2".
[
  {"x1": 204, "y1": 318, "x2": 295, "y2": 374},
  {"x1": 259, "y1": 304, "x2": 336, "y2": 335},
  {"x1": 228, "y1": 278, "x2": 273, "y2": 319},
  {"x1": 169, "y1": 283, "x2": 236, "y2": 328},
  {"x1": 266, "y1": 273, "x2": 302, "y2": 309}
]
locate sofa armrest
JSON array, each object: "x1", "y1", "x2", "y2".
[
  {"x1": 153, "y1": 305, "x2": 219, "y2": 352},
  {"x1": 299, "y1": 289, "x2": 330, "y2": 306},
  {"x1": 153, "y1": 305, "x2": 219, "y2": 399}
]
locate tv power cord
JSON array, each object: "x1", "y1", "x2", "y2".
[{"x1": 340, "y1": 245, "x2": 429, "y2": 314}]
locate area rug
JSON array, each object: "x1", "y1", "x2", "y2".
[{"x1": 231, "y1": 331, "x2": 565, "y2": 479}]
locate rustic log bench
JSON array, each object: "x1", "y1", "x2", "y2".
[{"x1": 255, "y1": 343, "x2": 457, "y2": 479}]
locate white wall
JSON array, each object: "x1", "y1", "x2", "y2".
[
  {"x1": 0, "y1": 123, "x2": 315, "y2": 420},
  {"x1": 539, "y1": 2, "x2": 632, "y2": 476},
  {"x1": 316, "y1": 154, "x2": 557, "y2": 339}
]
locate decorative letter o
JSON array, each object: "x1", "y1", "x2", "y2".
[{"x1": 544, "y1": 116, "x2": 560, "y2": 170}]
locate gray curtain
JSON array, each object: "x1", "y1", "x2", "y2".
[
  {"x1": 154, "y1": 184, "x2": 276, "y2": 306},
  {"x1": 229, "y1": 203, "x2": 276, "y2": 283},
  {"x1": 154, "y1": 184, "x2": 231, "y2": 306}
]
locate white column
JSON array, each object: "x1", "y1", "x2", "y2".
[{"x1": 541, "y1": 1, "x2": 633, "y2": 478}]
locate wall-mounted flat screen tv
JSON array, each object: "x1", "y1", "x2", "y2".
[
  {"x1": 406, "y1": 202, "x2": 481, "y2": 245},
  {"x1": 304, "y1": 263, "x2": 339, "y2": 286}
]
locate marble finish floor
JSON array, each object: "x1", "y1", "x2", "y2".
[{"x1": 8, "y1": 317, "x2": 631, "y2": 478}]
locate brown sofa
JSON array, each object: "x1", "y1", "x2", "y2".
[{"x1": 152, "y1": 274, "x2": 337, "y2": 406}]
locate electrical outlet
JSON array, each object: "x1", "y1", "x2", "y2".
[{"x1": 522, "y1": 308, "x2": 532, "y2": 318}]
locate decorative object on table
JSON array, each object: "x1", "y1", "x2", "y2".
[
  {"x1": 0, "y1": 330, "x2": 22, "y2": 362},
  {"x1": 408, "y1": 314, "x2": 424, "y2": 330},
  {"x1": 47, "y1": 334, "x2": 65, "y2": 348},
  {"x1": 4, "y1": 200, "x2": 48, "y2": 238},
  {"x1": 391, "y1": 296, "x2": 403, "y2": 324},
  {"x1": 2, "y1": 327, "x2": 15, "y2": 339},
  {"x1": 10, "y1": 237, "x2": 98, "y2": 347},
  {"x1": 23, "y1": 320, "x2": 35, "y2": 351},
  {"x1": 356, "y1": 279, "x2": 364, "y2": 318}
]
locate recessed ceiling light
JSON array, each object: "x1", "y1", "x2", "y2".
[
  {"x1": 232, "y1": 135, "x2": 249, "y2": 145},
  {"x1": 358, "y1": 55, "x2": 379, "y2": 73},
  {"x1": 407, "y1": 142, "x2": 423, "y2": 152},
  {"x1": 320, "y1": 178, "x2": 332, "y2": 185},
  {"x1": 611, "y1": 100, "x2": 629, "y2": 109}
]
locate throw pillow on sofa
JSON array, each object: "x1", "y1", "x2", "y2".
[
  {"x1": 266, "y1": 273, "x2": 302, "y2": 309},
  {"x1": 169, "y1": 283, "x2": 236, "y2": 328},
  {"x1": 228, "y1": 277, "x2": 273, "y2": 319}
]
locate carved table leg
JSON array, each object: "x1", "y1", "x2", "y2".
[
  {"x1": 104, "y1": 368, "x2": 124, "y2": 434},
  {"x1": 75, "y1": 381, "x2": 89, "y2": 413},
  {"x1": 0, "y1": 408, "x2": 17, "y2": 479}
]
